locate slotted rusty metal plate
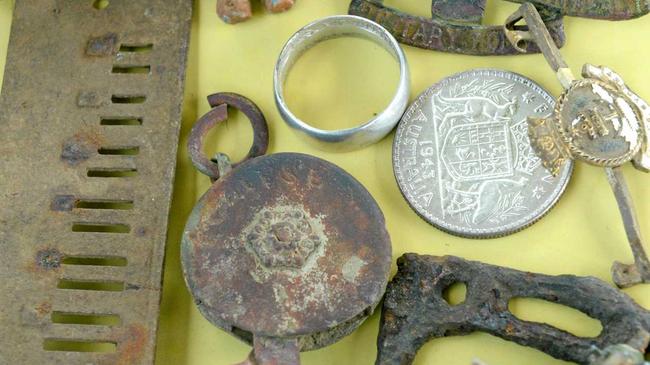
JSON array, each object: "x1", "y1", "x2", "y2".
[{"x1": 0, "y1": 1, "x2": 191, "y2": 364}]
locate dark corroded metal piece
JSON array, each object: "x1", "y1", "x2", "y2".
[
  {"x1": 377, "y1": 254, "x2": 650, "y2": 365},
  {"x1": 217, "y1": 0, "x2": 295, "y2": 24},
  {"x1": 431, "y1": 0, "x2": 486, "y2": 24},
  {"x1": 591, "y1": 344, "x2": 649, "y2": 365},
  {"x1": 475, "y1": 344, "x2": 649, "y2": 365},
  {"x1": 188, "y1": 93, "x2": 269, "y2": 180},
  {"x1": 507, "y1": 0, "x2": 650, "y2": 20},
  {"x1": 0, "y1": 1, "x2": 191, "y2": 364},
  {"x1": 505, "y1": 3, "x2": 650, "y2": 288},
  {"x1": 182, "y1": 95, "x2": 392, "y2": 364},
  {"x1": 348, "y1": 0, "x2": 565, "y2": 55}
]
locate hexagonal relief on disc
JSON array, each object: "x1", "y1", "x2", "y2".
[{"x1": 243, "y1": 204, "x2": 326, "y2": 271}]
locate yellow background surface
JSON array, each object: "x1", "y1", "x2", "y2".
[{"x1": 1, "y1": 1, "x2": 649, "y2": 364}]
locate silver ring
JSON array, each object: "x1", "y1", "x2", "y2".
[{"x1": 273, "y1": 15, "x2": 410, "y2": 151}]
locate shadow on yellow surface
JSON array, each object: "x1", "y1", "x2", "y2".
[{"x1": 0, "y1": 0, "x2": 648, "y2": 364}]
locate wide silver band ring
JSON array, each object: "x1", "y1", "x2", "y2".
[{"x1": 273, "y1": 15, "x2": 410, "y2": 151}]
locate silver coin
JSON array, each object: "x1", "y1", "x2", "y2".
[{"x1": 393, "y1": 69, "x2": 573, "y2": 238}]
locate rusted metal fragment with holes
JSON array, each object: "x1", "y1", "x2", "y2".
[
  {"x1": 0, "y1": 1, "x2": 191, "y2": 364},
  {"x1": 377, "y1": 254, "x2": 650, "y2": 365}
]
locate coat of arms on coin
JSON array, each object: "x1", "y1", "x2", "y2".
[{"x1": 393, "y1": 69, "x2": 572, "y2": 238}]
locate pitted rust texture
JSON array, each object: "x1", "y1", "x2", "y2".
[
  {"x1": 188, "y1": 92, "x2": 269, "y2": 180},
  {"x1": 85, "y1": 33, "x2": 119, "y2": 56},
  {"x1": 431, "y1": 0, "x2": 486, "y2": 24},
  {"x1": 591, "y1": 344, "x2": 649, "y2": 365},
  {"x1": 377, "y1": 254, "x2": 650, "y2": 365},
  {"x1": 35, "y1": 249, "x2": 63, "y2": 271},
  {"x1": 478, "y1": 344, "x2": 649, "y2": 365},
  {"x1": 348, "y1": 0, "x2": 565, "y2": 55},
  {"x1": 253, "y1": 336, "x2": 300, "y2": 365},
  {"x1": 217, "y1": 0, "x2": 296, "y2": 24},
  {"x1": 0, "y1": 1, "x2": 191, "y2": 364},
  {"x1": 184, "y1": 95, "x2": 389, "y2": 365},
  {"x1": 51, "y1": 195, "x2": 76, "y2": 212},
  {"x1": 182, "y1": 153, "x2": 392, "y2": 347},
  {"x1": 476, "y1": 344, "x2": 649, "y2": 365},
  {"x1": 60, "y1": 131, "x2": 105, "y2": 166},
  {"x1": 507, "y1": 0, "x2": 650, "y2": 20}
]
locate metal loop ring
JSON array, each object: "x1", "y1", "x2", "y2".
[
  {"x1": 188, "y1": 92, "x2": 269, "y2": 180},
  {"x1": 273, "y1": 15, "x2": 410, "y2": 151}
]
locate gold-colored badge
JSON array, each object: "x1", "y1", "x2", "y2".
[
  {"x1": 527, "y1": 64, "x2": 650, "y2": 176},
  {"x1": 504, "y1": 3, "x2": 650, "y2": 288}
]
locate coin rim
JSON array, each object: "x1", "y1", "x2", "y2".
[{"x1": 392, "y1": 68, "x2": 573, "y2": 239}]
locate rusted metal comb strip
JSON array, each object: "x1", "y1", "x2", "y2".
[{"x1": 0, "y1": 1, "x2": 191, "y2": 364}]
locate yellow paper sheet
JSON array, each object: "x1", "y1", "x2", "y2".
[{"x1": 0, "y1": 1, "x2": 648, "y2": 364}]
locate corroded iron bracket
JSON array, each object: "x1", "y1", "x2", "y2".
[
  {"x1": 377, "y1": 254, "x2": 650, "y2": 365},
  {"x1": 348, "y1": 0, "x2": 565, "y2": 55},
  {"x1": 507, "y1": 0, "x2": 650, "y2": 20}
]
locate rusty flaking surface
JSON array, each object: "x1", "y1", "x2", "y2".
[
  {"x1": 0, "y1": 1, "x2": 191, "y2": 364},
  {"x1": 349, "y1": 0, "x2": 566, "y2": 55},
  {"x1": 377, "y1": 254, "x2": 650, "y2": 365},
  {"x1": 350, "y1": 0, "x2": 650, "y2": 55},
  {"x1": 188, "y1": 93, "x2": 269, "y2": 181},
  {"x1": 114, "y1": 324, "x2": 149, "y2": 365},
  {"x1": 506, "y1": 0, "x2": 650, "y2": 20},
  {"x1": 182, "y1": 153, "x2": 392, "y2": 348}
]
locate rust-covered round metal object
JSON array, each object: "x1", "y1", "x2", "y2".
[{"x1": 182, "y1": 152, "x2": 392, "y2": 350}]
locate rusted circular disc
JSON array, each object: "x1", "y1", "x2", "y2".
[{"x1": 182, "y1": 153, "x2": 391, "y2": 340}]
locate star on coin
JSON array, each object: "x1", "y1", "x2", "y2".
[
  {"x1": 521, "y1": 91, "x2": 536, "y2": 104},
  {"x1": 531, "y1": 186, "x2": 545, "y2": 199}
]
